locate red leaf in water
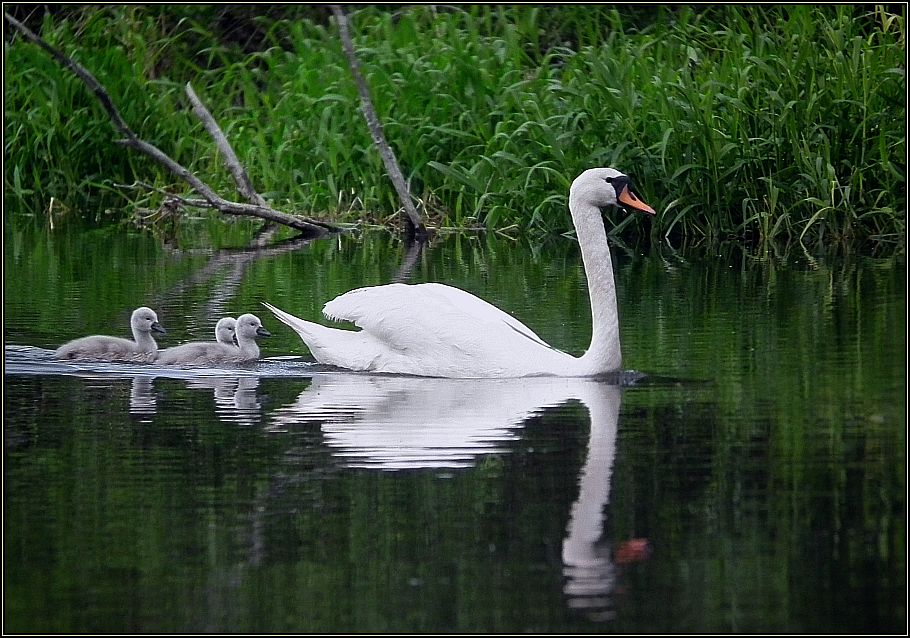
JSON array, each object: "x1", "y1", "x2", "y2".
[{"x1": 614, "y1": 538, "x2": 651, "y2": 565}]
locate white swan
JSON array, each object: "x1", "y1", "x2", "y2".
[
  {"x1": 157, "y1": 314, "x2": 269, "y2": 366},
  {"x1": 263, "y1": 168, "x2": 655, "y2": 378},
  {"x1": 155, "y1": 317, "x2": 237, "y2": 365},
  {"x1": 54, "y1": 306, "x2": 166, "y2": 363}
]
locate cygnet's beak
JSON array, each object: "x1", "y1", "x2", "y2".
[
  {"x1": 256, "y1": 326, "x2": 272, "y2": 338},
  {"x1": 151, "y1": 321, "x2": 167, "y2": 334}
]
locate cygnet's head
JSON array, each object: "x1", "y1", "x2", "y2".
[
  {"x1": 215, "y1": 317, "x2": 238, "y2": 346},
  {"x1": 570, "y1": 168, "x2": 656, "y2": 215},
  {"x1": 236, "y1": 313, "x2": 271, "y2": 341},
  {"x1": 131, "y1": 307, "x2": 166, "y2": 335}
]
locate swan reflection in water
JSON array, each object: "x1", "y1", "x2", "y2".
[{"x1": 268, "y1": 373, "x2": 650, "y2": 619}]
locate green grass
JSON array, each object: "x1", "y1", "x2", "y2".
[{"x1": 4, "y1": 5, "x2": 905, "y2": 247}]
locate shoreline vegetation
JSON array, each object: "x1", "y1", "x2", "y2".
[{"x1": 4, "y1": 5, "x2": 906, "y2": 248}]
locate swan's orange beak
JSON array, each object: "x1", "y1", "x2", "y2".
[{"x1": 618, "y1": 186, "x2": 656, "y2": 216}]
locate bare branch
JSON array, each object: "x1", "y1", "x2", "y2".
[
  {"x1": 185, "y1": 82, "x2": 268, "y2": 208},
  {"x1": 5, "y1": 12, "x2": 338, "y2": 239},
  {"x1": 4, "y1": 13, "x2": 136, "y2": 143},
  {"x1": 330, "y1": 4, "x2": 428, "y2": 238},
  {"x1": 4, "y1": 14, "x2": 220, "y2": 196}
]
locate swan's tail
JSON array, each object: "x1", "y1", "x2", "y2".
[
  {"x1": 264, "y1": 301, "x2": 376, "y2": 371},
  {"x1": 262, "y1": 301, "x2": 319, "y2": 341},
  {"x1": 261, "y1": 301, "x2": 351, "y2": 359}
]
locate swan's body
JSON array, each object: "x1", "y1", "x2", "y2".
[
  {"x1": 157, "y1": 314, "x2": 269, "y2": 366},
  {"x1": 54, "y1": 306, "x2": 166, "y2": 363},
  {"x1": 264, "y1": 284, "x2": 579, "y2": 376},
  {"x1": 264, "y1": 168, "x2": 655, "y2": 378}
]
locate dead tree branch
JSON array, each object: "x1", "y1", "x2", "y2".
[
  {"x1": 330, "y1": 5, "x2": 428, "y2": 239},
  {"x1": 184, "y1": 82, "x2": 268, "y2": 208},
  {"x1": 5, "y1": 12, "x2": 337, "y2": 239},
  {"x1": 184, "y1": 82, "x2": 286, "y2": 242}
]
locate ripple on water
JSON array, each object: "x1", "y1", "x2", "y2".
[{"x1": 3, "y1": 344, "x2": 329, "y2": 380}]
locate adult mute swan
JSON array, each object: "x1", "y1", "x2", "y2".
[
  {"x1": 54, "y1": 306, "x2": 166, "y2": 363},
  {"x1": 263, "y1": 167, "x2": 655, "y2": 378},
  {"x1": 157, "y1": 314, "x2": 269, "y2": 366}
]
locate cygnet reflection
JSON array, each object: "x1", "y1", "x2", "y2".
[
  {"x1": 129, "y1": 376, "x2": 157, "y2": 419},
  {"x1": 127, "y1": 373, "x2": 263, "y2": 426},
  {"x1": 185, "y1": 376, "x2": 262, "y2": 426}
]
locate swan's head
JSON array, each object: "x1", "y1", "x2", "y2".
[
  {"x1": 132, "y1": 307, "x2": 166, "y2": 334},
  {"x1": 570, "y1": 168, "x2": 656, "y2": 216},
  {"x1": 237, "y1": 313, "x2": 271, "y2": 341},
  {"x1": 215, "y1": 317, "x2": 238, "y2": 346}
]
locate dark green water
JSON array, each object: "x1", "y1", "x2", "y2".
[{"x1": 4, "y1": 217, "x2": 906, "y2": 633}]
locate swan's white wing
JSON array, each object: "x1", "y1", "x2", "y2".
[
  {"x1": 322, "y1": 283, "x2": 556, "y2": 354},
  {"x1": 265, "y1": 283, "x2": 578, "y2": 376}
]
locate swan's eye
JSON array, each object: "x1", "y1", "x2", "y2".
[{"x1": 603, "y1": 177, "x2": 614, "y2": 184}]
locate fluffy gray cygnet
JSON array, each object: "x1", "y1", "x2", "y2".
[
  {"x1": 157, "y1": 314, "x2": 269, "y2": 366},
  {"x1": 214, "y1": 316, "x2": 239, "y2": 346},
  {"x1": 54, "y1": 307, "x2": 166, "y2": 363},
  {"x1": 156, "y1": 317, "x2": 236, "y2": 365}
]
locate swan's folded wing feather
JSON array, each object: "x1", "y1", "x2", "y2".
[{"x1": 322, "y1": 283, "x2": 554, "y2": 354}]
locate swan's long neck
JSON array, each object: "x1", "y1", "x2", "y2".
[
  {"x1": 571, "y1": 198, "x2": 621, "y2": 373},
  {"x1": 132, "y1": 326, "x2": 158, "y2": 352}
]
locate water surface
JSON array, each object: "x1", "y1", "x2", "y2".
[{"x1": 4, "y1": 219, "x2": 905, "y2": 632}]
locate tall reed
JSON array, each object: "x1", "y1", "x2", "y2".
[{"x1": 5, "y1": 5, "x2": 904, "y2": 246}]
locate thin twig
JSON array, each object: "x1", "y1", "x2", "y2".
[
  {"x1": 330, "y1": 4, "x2": 428, "y2": 238},
  {"x1": 114, "y1": 180, "x2": 205, "y2": 206}
]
